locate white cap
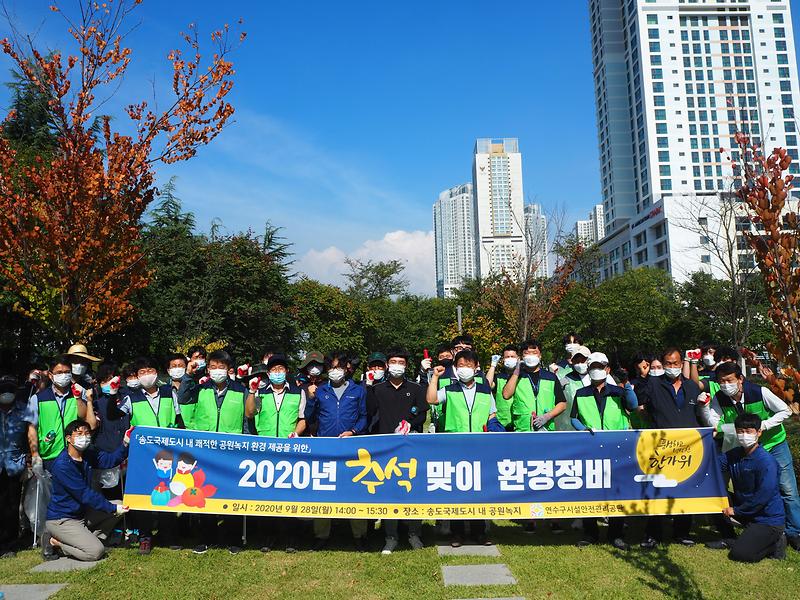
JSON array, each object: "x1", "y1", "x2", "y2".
[
  {"x1": 571, "y1": 345, "x2": 591, "y2": 358},
  {"x1": 587, "y1": 352, "x2": 609, "y2": 366}
]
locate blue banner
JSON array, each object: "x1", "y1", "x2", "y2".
[{"x1": 123, "y1": 427, "x2": 729, "y2": 519}]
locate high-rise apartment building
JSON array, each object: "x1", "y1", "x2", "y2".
[
  {"x1": 433, "y1": 183, "x2": 478, "y2": 297},
  {"x1": 575, "y1": 204, "x2": 606, "y2": 245},
  {"x1": 524, "y1": 203, "x2": 549, "y2": 278}
]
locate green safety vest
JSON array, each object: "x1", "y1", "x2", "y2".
[
  {"x1": 556, "y1": 365, "x2": 573, "y2": 379},
  {"x1": 574, "y1": 388, "x2": 630, "y2": 431},
  {"x1": 511, "y1": 374, "x2": 557, "y2": 432},
  {"x1": 192, "y1": 387, "x2": 245, "y2": 433},
  {"x1": 556, "y1": 374, "x2": 585, "y2": 431},
  {"x1": 442, "y1": 383, "x2": 493, "y2": 433},
  {"x1": 130, "y1": 390, "x2": 177, "y2": 428},
  {"x1": 254, "y1": 387, "x2": 302, "y2": 437},
  {"x1": 716, "y1": 382, "x2": 786, "y2": 450},
  {"x1": 435, "y1": 372, "x2": 484, "y2": 431},
  {"x1": 700, "y1": 376, "x2": 720, "y2": 402},
  {"x1": 37, "y1": 391, "x2": 78, "y2": 461},
  {"x1": 494, "y1": 373, "x2": 512, "y2": 427}
]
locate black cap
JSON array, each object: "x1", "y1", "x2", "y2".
[{"x1": 266, "y1": 354, "x2": 289, "y2": 371}]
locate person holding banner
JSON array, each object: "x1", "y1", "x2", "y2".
[
  {"x1": 367, "y1": 348, "x2": 428, "y2": 554},
  {"x1": 179, "y1": 350, "x2": 248, "y2": 554},
  {"x1": 43, "y1": 419, "x2": 131, "y2": 562},
  {"x1": 700, "y1": 361, "x2": 800, "y2": 552},
  {"x1": 571, "y1": 352, "x2": 637, "y2": 550},
  {"x1": 306, "y1": 351, "x2": 369, "y2": 551},
  {"x1": 427, "y1": 349, "x2": 506, "y2": 547}
]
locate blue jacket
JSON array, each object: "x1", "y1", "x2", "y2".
[
  {"x1": 1, "y1": 400, "x2": 33, "y2": 476},
  {"x1": 308, "y1": 380, "x2": 368, "y2": 437},
  {"x1": 47, "y1": 444, "x2": 128, "y2": 520},
  {"x1": 719, "y1": 445, "x2": 785, "y2": 527}
]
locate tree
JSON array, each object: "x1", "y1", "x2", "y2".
[
  {"x1": 343, "y1": 258, "x2": 409, "y2": 300},
  {"x1": 732, "y1": 132, "x2": 800, "y2": 409},
  {"x1": 0, "y1": 0, "x2": 243, "y2": 344}
]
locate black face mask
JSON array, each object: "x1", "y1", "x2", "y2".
[{"x1": 439, "y1": 359, "x2": 454, "y2": 369}]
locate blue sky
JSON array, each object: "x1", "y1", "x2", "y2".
[{"x1": 2, "y1": 1, "x2": 800, "y2": 294}]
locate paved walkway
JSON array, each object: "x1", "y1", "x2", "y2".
[
  {"x1": 0, "y1": 583, "x2": 66, "y2": 600},
  {"x1": 436, "y1": 542, "x2": 523, "y2": 599}
]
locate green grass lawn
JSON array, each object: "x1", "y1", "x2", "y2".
[{"x1": 1, "y1": 518, "x2": 799, "y2": 600}]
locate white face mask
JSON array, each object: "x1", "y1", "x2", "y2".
[
  {"x1": 388, "y1": 364, "x2": 406, "y2": 378},
  {"x1": 456, "y1": 366, "x2": 475, "y2": 383},
  {"x1": 589, "y1": 368, "x2": 607, "y2": 382},
  {"x1": 126, "y1": 378, "x2": 141, "y2": 389},
  {"x1": 565, "y1": 343, "x2": 579, "y2": 354},
  {"x1": 665, "y1": 367, "x2": 682, "y2": 380},
  {"x1": 371, "y1": 369, "x2": 385, "y2": 380},
  {"x1": 503, "y1": 357, "x2": 518, "y2": 370},
  {"x1": 721, "y1": 382, "x2": 740, "y2": 397},
  {"x1": 736, "y1": 432, "x2": 758, "y2": 449},
  {"x1": 139, "y1": 373, "x2": 158, "y2": 389},
  {"x1": 573, "y1": 362, "x2": 588, "y2": 375},
  {"x1": 523, "y1": 355, "x2": 540, "y2": 368},
  {"x1": 209, "y1": 369, "x2": 229, "y2": 384},
  {"x1": 71, "y1": 435, "x2": 90, "y2": 451},
  {"x1": 71, "y1": 363, "x2": 87, "y2": 376},
  {"x1": 53, "y1": 373, "x2": 73, "y2": 388},
  {"x1": 308, "y1": 366, "x2": 322, "y2": 377},
  {"x1": 328, "y1": 368, "x2": 345, "y2": 383},
  {"x1": 168, "y1": 367, "x2": 186, "y2": 380},
  {"x1": 649, "y1": 368, "x2": 665, "y2": 377},
  {"x1": 702, "y1": 354, "x2": 715, "y2": 367}
]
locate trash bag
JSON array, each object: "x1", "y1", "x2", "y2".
[{"x1": 23, "y1": 470, "x2": 52, "y2": 540}]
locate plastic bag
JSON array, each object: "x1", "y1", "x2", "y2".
[
  {"x1": 94, "y1": 467, "x2": 120, "y2": 489},
  {"x1": 23, "y1": 470, "x2": 52, "y2": 540}
]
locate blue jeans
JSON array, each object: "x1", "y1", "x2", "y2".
[{"x1": 768, "y1": 440, "x2": 800, "y2": 537}]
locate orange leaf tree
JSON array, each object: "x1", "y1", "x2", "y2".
[
  {"x1": 0, "y1": 0, "x2": 243, "y2": 343},
  {"x1": 732, "y1": 132, "x2": 800, "y2": 410}
]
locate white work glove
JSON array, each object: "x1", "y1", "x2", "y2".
[
  {"x1": 115, "y1": 504, "x2": 130, "y2": 516},
  {"x1": 420, "y1": 358, "x2": 432, "y2": 371},
  {"x1": 236, "y1": 364, "x2": 251, "y2": 379},
  {"x1": 32, "y1": 455, "x2": 45, "y2": 477},
  {"x1": 108, "y1": 376, "x2": 121, "y2": 396},
  {"x1": 248, "y1": 377, "x2": 261, "y2": 395},
  {"x1": 490, "y1": 355, "x2": 501, "y2": 368},
  {"x1": 198, "y1": 375, "x2": 210, "y2": 385},
  {"x1": 548, "y1": 363, "x2": 560, "y2": 374},
  {"x1": 394, "y1": 420, "x2": 411, "y2": 435},
  {"x1": 532, "y1": 413, "x2": 552, "y2": 430},
  {"x1": 288, "y1": 432, "x2": 298, "y2": 439},
  {"x1": 697, "y1": 392, "x2": 710, "y2": 406}
]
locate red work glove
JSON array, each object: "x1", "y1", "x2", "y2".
[
  {"x1": 249, "y1": 377, "x2": 261, "y2": 394},
  {"x1": 109, "y1": 376, "x2": 121, "y2": 395},
  {"x1": 123, "y1": 426, "x2": 134, "y2": 446},
  {"x1": 198, "y1": 375, "x2": 210, "y2": 385},
  {"x1": 237, "y1": 364, "x2": 251, "y2": 378},
  {"x1": 71, "y1": 383, "x2": 84, "y2": 399}
]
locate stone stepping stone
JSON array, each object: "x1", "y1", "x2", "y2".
[
  {"x1": 31, "y1": 557, "x2": 101, "y2": 573},
  {"x1": 442, "y1": 563, "x2": 517, "y2": 586},
  {"x1": 437, "y1": 544, "x2": 501, "y2": 557},
  {"x1": 0, "y1": 583, "x2": 67, "y2": 600}
]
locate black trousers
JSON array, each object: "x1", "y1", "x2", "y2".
[
  {"x1": 451, "y1": 519, "x2": 486, "y2": 539},
  {"x1": 583, "y1": 517, "x2": 625, "y2": 542},
  {"x1": 645, "y1": 515, "x2": 693, "y2": 541},
  {"x1": 729, "y1": 523, "x2": 784, "y2": 563},
  {"x1": 0, "y1": 469, "x2": 22, "y2": 545}
]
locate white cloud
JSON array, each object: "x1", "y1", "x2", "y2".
[
  {"x1": 296, "y1": 230, "x2": 435, "y2": 296},
  {"x1": 634, "y1": 474, "x2": 678, "y2": 488}
]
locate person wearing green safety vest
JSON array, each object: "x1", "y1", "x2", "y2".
[
  {"x1": 27, "y1": 355, "x2": 92, "y2": 474},
  {"x1": 163, "y1": 353, "x2": 188, "y2": 429},
  {"x1": 572, "y1": 352, "x2": 637, "y2": 551},
  {"x1": 426, "y1": 348, "x2": 506, "y2": 548},
  {"x1": 119, "y1": 357, "x2": 179, "y2": 430},
  {"x1": 549, "y1": 332, "x2": 583, "y2": 379},
  {"x1": 687, "y1": 345, "x2": 740, "y2": 399},
  {"x1": 178, "y1": 349, "x2": 247, "y2": 555},
  {"x1": 244, "y1": 355, "x2": 307, "y2": 553},
  {"x1": 485, "y1": 344, "x2": 519, "y2": 429},
  {"x1": 502, "y1": 339, "x2": 566, "y2": 433},
  {"x1": 556, "y1": 345, "x2": 593, "y2": 431},
  {"x1": 699, "y1": 361, "x2": 800, "y2": 551}
]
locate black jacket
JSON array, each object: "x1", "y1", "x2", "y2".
[{"x1": 636, "y1": 375, "x2": 703, "y2": 429}]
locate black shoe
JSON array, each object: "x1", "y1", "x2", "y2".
[
  {"x1": 788, "y1": 535, "x2": 800, "y2": 551},
  {"x1": 40, "y1": 532, "x2": 57, "y2": 561},
  {"x1": 228, "y1": 545, "x2": 242, "y2": 555},
  {"x1": 705, "y1": 539, "x2": 734, "y2": 550},
  {"x1": 640, "y1": 537, "x2": 659, "y2": 550},
  {"x1": 611, "y1": 538, "x2": 629, "y2": 551},
  {"x1": 450, "y1": 536, "x2": 463, "y2": 548},
  {"x1": 523, "y1": 522, "x2": 536, "y2": 534},
  {"x1": 312, "y1": 538, "x2": 328, "y2": 552},
  {"x1": 353, "y1": 537, "x2": 367, "y2": 552},
  {"x1": 576, "y1": 539, "x2": 597, "y2": 548},
  {"x1": 771, "y1": 534, "x2": 787, "y2": 560},
  {"x1": 677, "y1": 538, "x2": 696, "y2": 547},
  {"x1": 169, "y1": 544, "x2": 183, "y2": 551},
  {"x1": 192, "y1": 544, "x2": 209, "y2": 554},
  {"x1": 475, "y1": 535, "x2": 493, "y2": 546}
]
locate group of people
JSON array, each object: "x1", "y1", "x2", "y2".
[{"x1": 0, "y1": 335, "x2": 797, "y2": 564}]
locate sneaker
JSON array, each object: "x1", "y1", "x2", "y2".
[
  {"x1": 228, "y1": 545, "x2": 242, "y2": 555},
  {"x1": 192, "y1": 544, "x2": 209, "y2": 554},
  {"x1": 259, "y1": 546, "x2": 271, "y2": 553},
  {"x1": 475, "y1": 535, "x2": 493, "y2": 546},
  {"x1": 312, "y1": 538, "x2": 328, "y2": 552},
  {"x1": 640, "y1": 537, "x2": 659, "y2": 550},
  {"x1": 611, "y1": 538, "x2": 629, "y2": 551},
  {"x1": 677, "y1": 538, "x2": 696, "y2": 547},
  {"x1": 138, "y1": 536, "x2": 152, "y2": 555},
  {"x1": 408, "y1": 534, "x2": 424, "y2": 550},
  {"x1": 450, "y1": 536, "x2": 463, "y2": 548},
  {"x1": 381, "y1": 537, "x2": 398, "y2": 555},
  {"x1": 40, "y1": 532, "x2": 57, "y2": 561},
  {"x1": 353, "y1": 537, "x2": 367, "y2": 552},
  {"x1": 705, "y1": 539, "x2": 733, "y2": 550},
  {"x1": 771, "y1": 533, "x2": 787, "y2": 560},
  {"x1": 576, "y1": 539, "x2": 596, "y2": 548},
  {"x1": 169, "y1": 544, "x2": 183, "y2": 551}
]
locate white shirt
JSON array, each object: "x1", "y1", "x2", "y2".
[{"x1": 700, "y1": 385, "x2": 790, "y2": 431}]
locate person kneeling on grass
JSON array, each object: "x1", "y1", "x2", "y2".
[
  {"x1": 42, "y1": 419, "x2": 131, "y2": 561},
  {"x1": 708, "y1": 413, "x2": 787, "y2": 562}
]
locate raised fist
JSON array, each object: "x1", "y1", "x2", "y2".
[
  {"x1": 237, "y1": 364, "x2": 251, "y2": 379},
  {"x1": 249, "y1": 377, "x2": 261, "y2": 394},
  {"x1": 109, "y1": 376, "x2": 121, "y2": 395},
  {"x1": 420, "y1": 358, "x2": 432, "y2": 371}
]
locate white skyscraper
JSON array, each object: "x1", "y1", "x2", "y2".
[
  {"x1": 472, "y1": 138, "x2": 526, "y2": 277},
  {"x1": 575, "y1": 204, "x2": 606, "y2": 246},
  {"x1": 433, "y1": 183, "x2": 478, "y2": 297},
  {"x1": 575, "y1": 220, "x2": 594, "y2": 245},
  {"x1": 524, "y1": 203, "x2": 549, "y2": 278},
  {"x1": 589, "y1": 0, "x2": 800, "y2": 281}
]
